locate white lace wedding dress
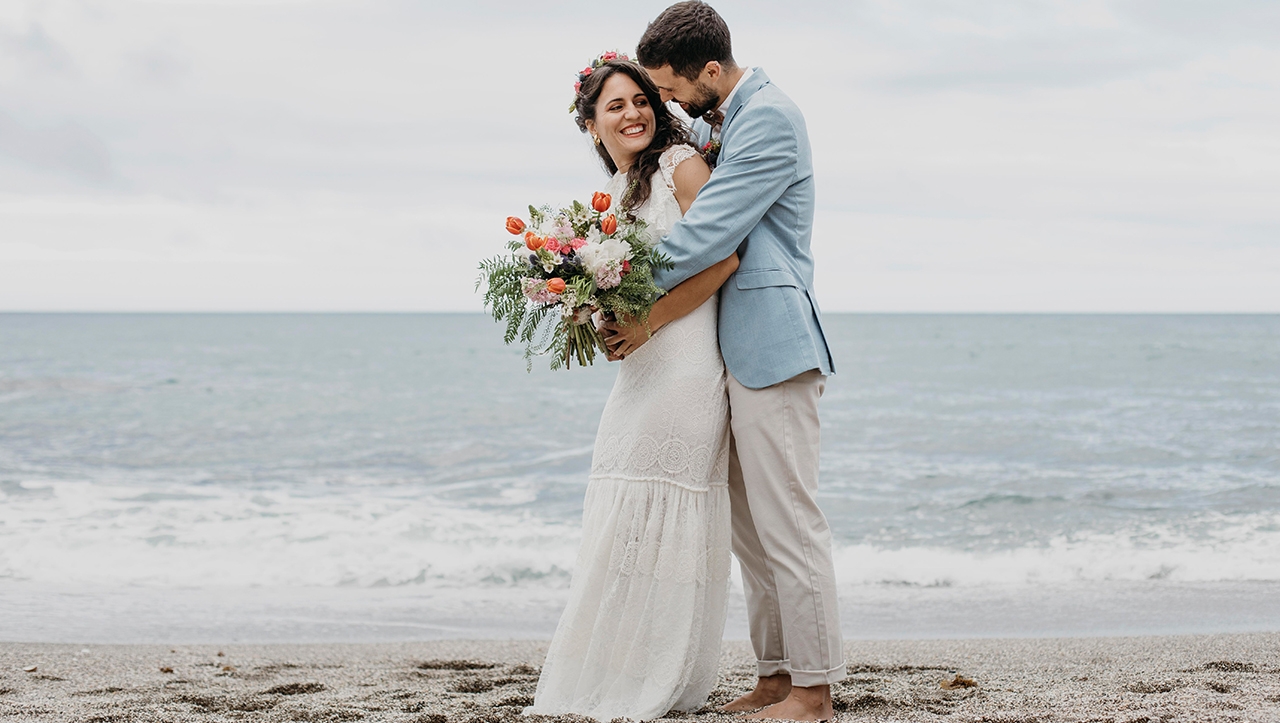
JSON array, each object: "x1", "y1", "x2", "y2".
[{"x1": 526, "y1": 145, "x2": 732, "y2": 722}]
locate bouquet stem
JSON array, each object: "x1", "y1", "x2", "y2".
[{"x1": 566, "y1": 320, "x2": 606, "y2": 369}]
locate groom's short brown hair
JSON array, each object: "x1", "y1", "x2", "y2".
[{"x1": 637, "y1": 1, "x2": 735, "y2": 81}]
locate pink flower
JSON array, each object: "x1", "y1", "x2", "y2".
[
  {"x1": 581, "y1": 67, "x2": 593, "y2": 77},
  {"x1": 601, "y1": 51, "x2": 617, "y2": 61},
  {"x1": 574, "y1": 81, "x2": 581, "y2": 92},
  {"x1": 521, "y1": 278, "x2": 561, "y2": 305},
  {"x1": 545, "y1": 238, "x2": 562, "y2": 253},
  {"x1": 570, "y1": 238, "x2": 587, "y2": 251},
  {"x1": 595, "y1": 262, "x2": 623, "y2": 290}
]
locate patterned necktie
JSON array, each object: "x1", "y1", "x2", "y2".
[{"x1": 702, "y1": 109, "x2": 724, "y2": 133}]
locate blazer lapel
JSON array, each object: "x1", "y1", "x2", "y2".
[
  {"x1": 688, "y1": 117, "x2": 715, "y2": 167},
  {"x1": 720, "y1": 68, "x2": 769, "y2": 137},
  {"x1": 693, "y1": 117, "x2": 712, "y2": 147}
]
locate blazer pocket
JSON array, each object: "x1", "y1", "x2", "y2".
[{"x1": 734, "y1": 268, "x2": 801, "y2": 289}]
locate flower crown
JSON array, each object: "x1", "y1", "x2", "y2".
[{"x1": 569, "y1": 50, "x2": 631, "y2": 114}]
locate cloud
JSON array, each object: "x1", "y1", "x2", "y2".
[
  {"x1": 127, "y1": 45, "x2": 192, "y2": 87},
  {"x1": 0, "y1": 109, "x2": 114, "y2": 184},
  {"x1": 877, "y1": 33, "x2": 1187, "y2": 92},
  {"x1": 0, "y1": 0, "x2": 1275, "y2": 311},
  {"x1": 1116, "y1": 0, "x2": 1280, "y2": 44},
  {"x1": 0, "y1": 22, "x2": 76, "y2": 76}
]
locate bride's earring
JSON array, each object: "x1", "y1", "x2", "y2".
[{"x1": 593, "y1": 135, "x2": 601, "y2": 146}]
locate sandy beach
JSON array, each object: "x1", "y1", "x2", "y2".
[{"x1": 3, "y1": 634, "x2": 1279, "y2": 722}]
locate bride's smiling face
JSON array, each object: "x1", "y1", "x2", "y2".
[{"x1": 585, "y1": 73, "x2": 656, "y2": 173}]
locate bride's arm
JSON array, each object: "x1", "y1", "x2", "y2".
[
  {"x1": 602, "y1": 154, "x2": 737, "y2": 360},
  {"x1": 604, "y1": 253, "x2": 739, "y2": 360},
  {"x1": 672, "y1": 153, "x2": 710, "y2": 214}
]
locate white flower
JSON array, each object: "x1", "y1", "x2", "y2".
[
  {"x1": 540, "y1": 253, "x2": 560, "y2": 273},
  {"x1": 568, "y1": 206, "x2": 591, "y2": 227},
  {"x1": 577, "y1": 237, "x2": 632, "y2": 275}
]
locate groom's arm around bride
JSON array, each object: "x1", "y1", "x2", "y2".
[{"x1": 630, "y1": 2, "x2": 845, "y2": 721}]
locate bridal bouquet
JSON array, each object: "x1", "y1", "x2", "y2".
[{"x1": 478, "y1": 192, "x2": 671, "y2": 369}]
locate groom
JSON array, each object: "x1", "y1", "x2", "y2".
[{"x1": 608, "y1": 1, "x2": 845, "y2": 720}]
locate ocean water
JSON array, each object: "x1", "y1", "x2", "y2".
[{"x1": 1, "y1": 313, "x2": 1278, "y2": 643}]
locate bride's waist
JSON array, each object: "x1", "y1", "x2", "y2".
[
  {"x1": 659, "y1": 295, "x2": 718, "y2": 332},
  {"x1": 616, "y1": 296, "x2": 723, "y2": 371}
]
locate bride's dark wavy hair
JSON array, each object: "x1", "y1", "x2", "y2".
[{"x1": 573, "y1": 59, "x2": 695, "y2": 214}]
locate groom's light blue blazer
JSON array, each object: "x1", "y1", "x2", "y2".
[{"x1": 653, "y1": 69, "x2": 834, "y2": 390}]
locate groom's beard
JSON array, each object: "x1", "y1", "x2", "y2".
[{"x1": 676, "y1": 81, "x2": 721, "y2": 120}]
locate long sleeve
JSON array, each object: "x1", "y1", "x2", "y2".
[{"x1": 652, "y1": 104, "x2": 799, "y2": 292}]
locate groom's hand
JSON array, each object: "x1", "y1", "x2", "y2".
[{"x1": 601, "y1": 313, "x2": 653, "y2": 361}]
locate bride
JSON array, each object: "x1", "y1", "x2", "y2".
[{"x1": 524, "y1": 53, "x2": 739, "y2": 721}]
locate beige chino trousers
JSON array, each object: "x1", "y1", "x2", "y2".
[{"x1": 726, "y1": 369, "x2": 846, "y2": 687}]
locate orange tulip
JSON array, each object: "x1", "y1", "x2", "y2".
[
  {"x1": 546, "y1": 278, "x2": 566, "y2": 294},
  {"x1": 525, "y1": 233, "x2": 545, "y2": 251},
  {"x1": 599, "y1": 214, "x2": 618, "y2": 235},
  {"x1": 591, "y1": 192, "x2": 611, "y2": 213},
  {"x1": 505, "y1": 216, "x2": 525, "y2": 235}
]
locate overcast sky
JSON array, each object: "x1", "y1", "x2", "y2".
[{"x1": 1, "y1": 0, "x2": 1276, "y2": 312}]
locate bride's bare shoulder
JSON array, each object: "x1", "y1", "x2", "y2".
[
  {"x1": 670, "y1": 151, "x2": 710, "y2": 185},
  {"x1": 667, "y1": 147, "x2": 710, "y2": 213}
]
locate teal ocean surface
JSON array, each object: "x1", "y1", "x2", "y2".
[{"x1": 1, "y1": 314, "x2": 1277, "y2": 642}]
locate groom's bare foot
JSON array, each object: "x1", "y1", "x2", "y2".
[
  {"x1": 744, "y1": 684, "x2": 833, "y2": 721},
  {"x1": 719, "y1": 673, "x2": 792, "y2": 712}
]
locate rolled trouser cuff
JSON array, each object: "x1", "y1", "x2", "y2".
[
  {"x1": 789, "y1": 662, "x2": 848, "y2": 687},
  {"x1": 757, "y1": 658, "x2": 791, "y2": 678}
]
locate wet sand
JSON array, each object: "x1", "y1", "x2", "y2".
[{"x1": 3, "y1": 634, "x2": 1279, "y2": 722}]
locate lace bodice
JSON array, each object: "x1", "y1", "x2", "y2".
[{"x1": 603, "y1": 144, "x2": 702, "y2": 244}]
